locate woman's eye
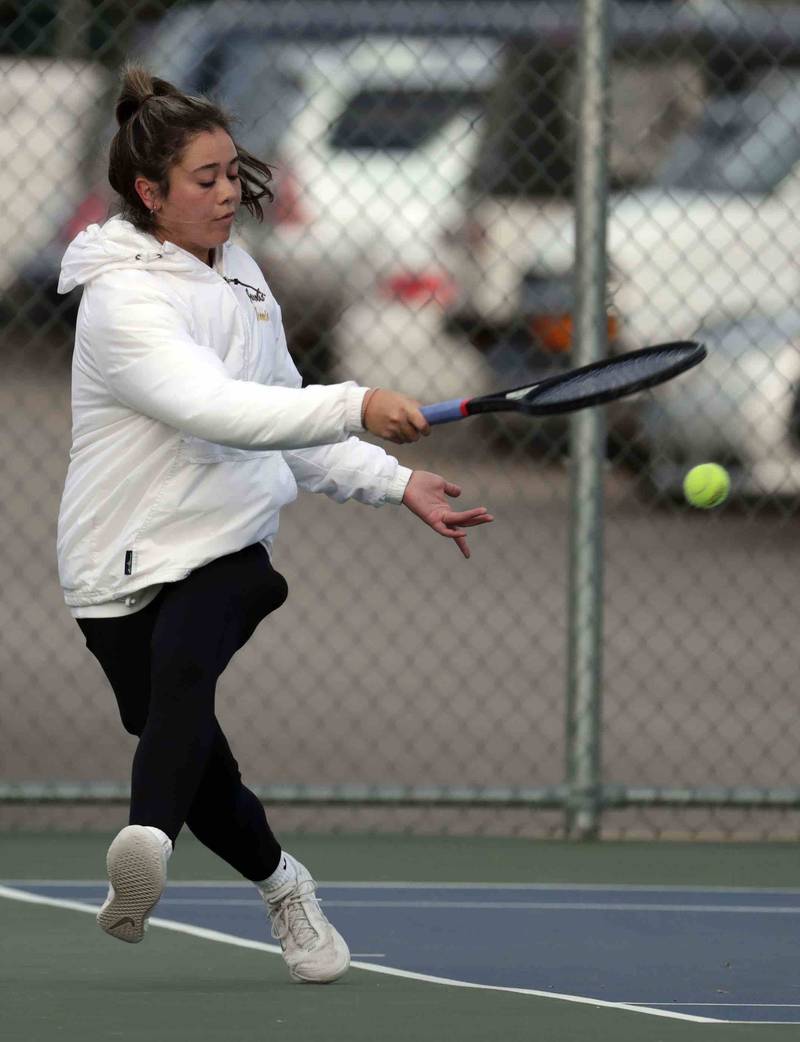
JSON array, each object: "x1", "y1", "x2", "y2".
[{"x1": 198, "y1": 172, "x2": 237, "y2": 187}]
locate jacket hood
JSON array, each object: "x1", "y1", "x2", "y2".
[{"x1": 58, "y1": 215, "x2": 224, "y2": 293}]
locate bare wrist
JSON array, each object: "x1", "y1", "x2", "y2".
[{"x1": 361, "y1": 387, "x2": 379, "y2": 427}]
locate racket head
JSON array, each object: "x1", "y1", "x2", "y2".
[{"x1": 466, "y1": 341, "x2": 706, "y2": 417}]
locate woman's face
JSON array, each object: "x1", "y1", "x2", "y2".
[{"x1": 136, "y1": 127, "x2": 242, "y2": 264}]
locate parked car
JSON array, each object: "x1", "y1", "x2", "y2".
[
  {"x1": 324, "y1": 38, "x2": 501, "y2": 401},
  {"x1": 619, "y1": 64, "x2": 800, "y2": 495},
  {"x1": 245, "y1": 32, "x2": 502, "y2": 391},
  {"x1": 436, "y1": 40, "x2": 707, "y2": 361},
  {"x1": 638, "y1": 312, "x2": 800, "y2": 498}
]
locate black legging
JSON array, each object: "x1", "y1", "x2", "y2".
[{"x1": 78, "y1": 543, "x2": 287, "y2": 881}]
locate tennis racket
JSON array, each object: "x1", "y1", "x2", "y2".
[{"x1": 420, "y1": 341, "x2": 706, "y2": 425}]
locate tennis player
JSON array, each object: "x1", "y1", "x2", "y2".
[{"x1": 56, "y1": 65, "x2": 493, "y2": 984}]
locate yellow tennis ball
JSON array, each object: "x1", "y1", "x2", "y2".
[{"x1": 683, "y1": 463, "x2": 730, "y2": 509}]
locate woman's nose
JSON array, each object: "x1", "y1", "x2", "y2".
[{"x1": 220, "y1": 179, "x2": 240, "y2": 205}]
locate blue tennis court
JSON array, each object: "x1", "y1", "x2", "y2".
[{"x1": 6, "y1": 880, "x2": 800, "y2": 1024}]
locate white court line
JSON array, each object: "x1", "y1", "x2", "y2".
[
  {"x1": 10, "y1": 879, "x2": 800, "y2": 896},
  {"x1": 23, "y1": 888, "x2": 800, "y2": 916},
  {"x1": 0, "y1": 883, "x2": 724, "y2": 1024},
  {"x1": 323, "y1": 900, "x2": 800, "y2": 914},
  {"x1": 145, "y1": 897, "x2": 800, "y2": 915}
]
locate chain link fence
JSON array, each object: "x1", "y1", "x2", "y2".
[{"x1": 3, "y1": 0, "x2": 800, "y2": 840}]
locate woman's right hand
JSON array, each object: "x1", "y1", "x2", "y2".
[{"x1": 362, "y1": 389, "x2": 431, "y2": 444}]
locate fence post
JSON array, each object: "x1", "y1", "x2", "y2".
[{"x1": 565, "y1": 0, "x2": 611, "y2": 840}]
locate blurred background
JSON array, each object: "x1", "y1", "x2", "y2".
[{"x1": 3, "y1": 0, "x2": 800, "y2": 841}]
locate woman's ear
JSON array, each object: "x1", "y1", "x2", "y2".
[{"x1": 134, "y1": 176, "x2": 160, "y2": 213}]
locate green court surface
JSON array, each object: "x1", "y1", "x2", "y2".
[{"x1": 2, "y1": 832, "x2": 799, "y2": 1042}]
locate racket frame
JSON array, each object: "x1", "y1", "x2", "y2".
[{"x1": 465, "y1": 341, "x2": 706, "y2": 417}]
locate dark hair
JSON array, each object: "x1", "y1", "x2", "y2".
[{"x1": 108, "y1": 64, "x2": 273, "y2": 231}]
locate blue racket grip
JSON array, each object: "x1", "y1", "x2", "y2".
[{"x1": 420, "y1": 399, "x2": 469, "y2": 425}]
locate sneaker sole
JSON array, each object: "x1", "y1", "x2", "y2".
[{"x1": 97, "y1": 826, "x2": 166, "y2": 944}]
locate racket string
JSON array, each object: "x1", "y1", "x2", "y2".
[{"x1": 524, "y1": 344, "x2": 704, "y2": 408}]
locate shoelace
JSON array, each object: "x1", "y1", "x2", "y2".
[{"x1": 269, "y1": 880, "x2": 322, "y2": 950}]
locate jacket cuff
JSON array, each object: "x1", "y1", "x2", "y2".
[
  {"x1": 385, "y1": 465, "x2": 413, "y2": 505},
  {"x1": 345, "y1": 386, "x2": 369, "y2": 433}
]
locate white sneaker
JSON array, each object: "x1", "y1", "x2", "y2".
[
  {"x1": 96, "y1": 825, "x2": 169, "y2": 944},
  {"x1": 263, "y1": 860, "x2": 350, "y2": 983}
]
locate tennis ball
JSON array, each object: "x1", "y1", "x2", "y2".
[{"x1": 683, "y1": 463, "x2": 730, "y2": 509}]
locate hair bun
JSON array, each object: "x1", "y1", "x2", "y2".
[{"x1": 114, "y1": 64, "x2": 161, "y2": 126}]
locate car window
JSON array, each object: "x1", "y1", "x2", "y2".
[
  {"x1": 193, "y1": 35, "x2": 308, "y2": 155},
  {"x1": 329, "y1": 88, "x2": 484, "y2": 151},
  {"x1": 656, "y1": 67, "x2": 800, "y2": 194}
]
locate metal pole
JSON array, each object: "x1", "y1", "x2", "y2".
[{"x1": 565, "y1": 0, "x2": 610, "y2": 840}]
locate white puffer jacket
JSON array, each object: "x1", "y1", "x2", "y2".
[{"x1": 57, "y1": 217, "x2": 411, "y2": 607}]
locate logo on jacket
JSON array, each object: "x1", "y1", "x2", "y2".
[
  {"x1": 224, "y1": 276, "x2": 269, "y2": 321},
  {"x1": 224, "y1": 276, "x2": 266, "y2": 304}
]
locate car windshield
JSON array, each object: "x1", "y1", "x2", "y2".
[
  {"x1": 329, "y1": 88, "x2": 483, "y2": 151},
  {"x1": 656, "y1": 67, "x2": 800, "y2": 194}
]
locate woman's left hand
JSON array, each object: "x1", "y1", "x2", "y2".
[{"x1": 402, "y1": 470, "x2": 494, "y2": 559}]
